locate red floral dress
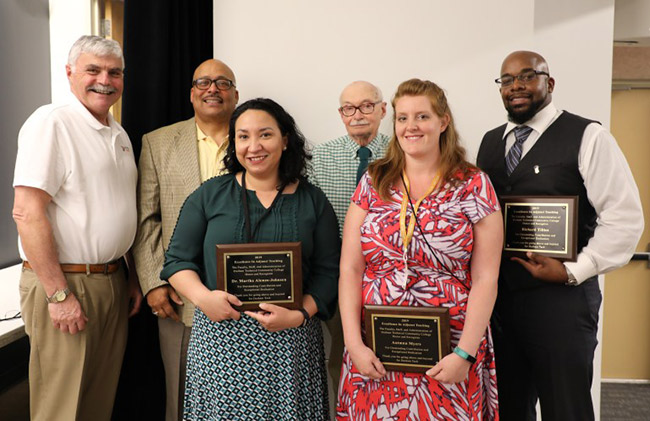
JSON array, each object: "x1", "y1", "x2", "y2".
[{"x1": 336, "y1": 170, "x2": 500, "y2": 421}]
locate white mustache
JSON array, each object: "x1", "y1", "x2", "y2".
[
  {"x1": 349, "y1": 119, "x2": 369, "y2": 126},
  {"x1": 88, "y1": 84, "x2": 117, "y2": 94}
]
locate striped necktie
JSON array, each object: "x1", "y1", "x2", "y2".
[
  {"x1": 357, "y1": 146, "x2": 371, "y2": 183},
  {"x1": 505, "y1": 125, "x2": 533, "y2": 176}
]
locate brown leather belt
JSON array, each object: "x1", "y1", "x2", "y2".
[{"x1": 22, "y1": 260, "x2": 121, "y2": 275}]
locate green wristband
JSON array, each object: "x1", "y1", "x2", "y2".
[{"x1": 453, "y1": 346, "x2": 477, "y2": 364}]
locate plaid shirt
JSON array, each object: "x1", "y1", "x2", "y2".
[{"x1": 309, "y1": 133, "x2": 390, "y2": 235}]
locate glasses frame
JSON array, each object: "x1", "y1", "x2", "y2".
[
  {"x1": 495, "y1": 70, "x2": 550, "y2": 87},
  {"x1": 192, "y1": 77, "x2": 236, "y2": 91},
  {"x1": 339, "y1": 101, "x2": 382, "y2": 117}
]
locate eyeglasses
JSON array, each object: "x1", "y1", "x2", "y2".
[
  {"x1": 339, "y1": 101, "x2": 382, "y2": 117},
  {"x1": 0, "y1": 310, "x2": 21, "y2": 321},
  {"x1": 192, "y1": 77, "x2": 236, "y2": 91},
  {"x1": 495, "y1": 70, "x2": 549, "y2": 87}
]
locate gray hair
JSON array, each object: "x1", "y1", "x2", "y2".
[
  {"x1": 374, "y1": 85, "x2": 384, "y2": 102},
  {"x1": 68, "y1": 35, "x2": 124, "y2": 71}
]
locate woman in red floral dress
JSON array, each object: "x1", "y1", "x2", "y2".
[{"x1": 337, "y1": 79, "x2": 503, "y2": 420}]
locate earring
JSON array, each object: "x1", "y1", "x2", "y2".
[{"x1": 283, "y1": 146, "x2": 287, "y2": 151}]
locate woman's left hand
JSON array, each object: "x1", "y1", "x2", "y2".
[
  {"x1": 426, "y1": 352, "x2": 471, "y2": 384},
  {"x1": 245, "y1": 303, "x2": 304, "y2": 332}
]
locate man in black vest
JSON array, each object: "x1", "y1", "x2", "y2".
[{"x1": 477, "y1": 51, "x2": 643, "y2": 421}]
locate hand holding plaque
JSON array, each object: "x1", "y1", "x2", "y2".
[
  {"x1": 216, "y1": 242, "x2": 302, "y2": 311},
  {"x1": 364, "y1": 305, "x2": 450, "y2": 373},
  {"x1": 501, "y1": 196, "x2": 578, "y2": 261}
]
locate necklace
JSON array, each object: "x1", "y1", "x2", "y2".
[{"x1": 398, "y1": 170, "x2": 440, "y2": 288}]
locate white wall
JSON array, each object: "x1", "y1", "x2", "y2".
[
  {"x1": 49, "y1": 0, "x2": 91, "y2": 103},
  {"x1": 213, "y1": 1, "x2": 615, "y2": 419},
  {"x1": 533, "y1": 0, "x2": 614, "y2": 127},
  {"x1": 213, "y1": 0, "x2": 614, "y2": 161}
]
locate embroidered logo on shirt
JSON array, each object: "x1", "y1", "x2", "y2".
[{"x1": 120, "y1": 145, "x2": 130, "y2": 152}]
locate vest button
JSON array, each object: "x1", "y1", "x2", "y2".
[{"x1": 505, "y1": 185, "x2": 512, "y2": 192}]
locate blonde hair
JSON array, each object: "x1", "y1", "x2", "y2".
[{"x1": 368, "y1": 78, "x2": 475, "y2": 201}]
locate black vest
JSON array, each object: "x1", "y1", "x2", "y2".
[{"x1": 477, "y1": 111, "x2": 598, "y2": 290}]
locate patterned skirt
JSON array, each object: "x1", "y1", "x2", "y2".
[
  {"x1": 184, "y1": 309, "x2": 329, "y2": 420},
  {"x1": 336, "y1": 341, "x2": 498, "y2": 420}
]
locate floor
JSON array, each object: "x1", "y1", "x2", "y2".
[
  {"x1": 600, "y1": 382, "x2": 650, "y2": 420},
  {"x1": 0, "y1": 380, "x2": 649, "y2": 420}
]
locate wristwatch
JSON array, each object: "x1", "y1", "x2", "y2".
[
  {"x1": 565, "y1": 267, "x2": 579, "y2": 286},
  {"x1": 46, "y1": 288, "x2": 70, "y2": 303},
  {"x1": 298, "y1": 308, "x2": 310, "y2": 327}
]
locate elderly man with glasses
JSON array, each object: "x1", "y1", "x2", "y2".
[
  {"x1": 132, "y1": 59, "x2": 239, "y2": 421},
  {"x1": 477, "y1": 50, "x2": 643, "y2": 421},
  {"x1": 309, "y1": 80, "x2": 389, "y2": 408}
]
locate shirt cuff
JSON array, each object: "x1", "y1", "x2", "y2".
[{"x1": 564, "y1": 253, "x2": 598, "y2": 285}]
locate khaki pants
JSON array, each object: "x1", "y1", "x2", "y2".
[
  {"x1": 158, "y1": 317, "x2": 191, "y2": 421},
  {"x1": 19, "y1": 266, "x2": 129, "y2": 421}
]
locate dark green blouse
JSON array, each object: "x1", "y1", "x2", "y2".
[{"x1": 161, "y1": 174, "x2": 341, "y2": 320}]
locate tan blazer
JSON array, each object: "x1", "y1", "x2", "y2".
[{"x1": 132, "y1": 117, "x2": 202, "y2": 326}]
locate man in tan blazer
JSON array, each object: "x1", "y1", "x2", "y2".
[{"x1": 132, "y1": 59, "x2": 238, "y2": 421}]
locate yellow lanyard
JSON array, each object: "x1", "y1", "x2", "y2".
[{"x1": 399, "y1": 171, "x2": 440, "y2": 285}]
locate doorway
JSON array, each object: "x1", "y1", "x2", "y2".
[{"x1": 602, "y1": 88, "x2": 650, "y2": 380}]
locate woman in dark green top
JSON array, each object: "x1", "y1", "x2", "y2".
[{"x1": 161, "y1": 98, "x2": 340, "y2": 420}]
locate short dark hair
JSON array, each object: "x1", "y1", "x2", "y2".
[{"x1": 224, "y1": 98, "x2": 311, "y2": 187}]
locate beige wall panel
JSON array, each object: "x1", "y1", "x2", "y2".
[{"x1": 603, "y1": 89, "x2": 650, "y2": 379}]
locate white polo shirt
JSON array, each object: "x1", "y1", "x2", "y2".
[{"x1": 14, "y1": 97, "x2": 137, "y2": 264}]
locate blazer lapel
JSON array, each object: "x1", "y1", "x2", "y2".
[{"x1": 174, "y1": 118, "x2": 202, "y2": 193}]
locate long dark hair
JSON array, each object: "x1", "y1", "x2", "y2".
[{"x1": 224, "y1": 98, "x2": 311, "y2": 187}]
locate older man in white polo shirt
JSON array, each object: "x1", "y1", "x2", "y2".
[{"x1": 12, "y1": 35, "x2": 142, "y2": 421}]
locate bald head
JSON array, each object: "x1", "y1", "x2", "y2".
[
  {"x1": 499, "y1": 50, "x2": 554, "y2": 124},
  {"x1": 190, "y1": 59, "x2": 239, "y2": 127},
  {"x1": 339, "y1": 81, "x2": 383, "y2": 104},
  {"x1": 338, "y1": 81, "x2": 386, "y2": 146},
  {"x1": 501, "y1": 51, "x2": 550, "y2": 76},
  {"x1": 193, "y1": 59, "x2": 236, "y2": 84}
]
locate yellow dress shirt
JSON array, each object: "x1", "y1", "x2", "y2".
[{"x1": 196, "y1": 124, "x2": 229, "y2": 182}]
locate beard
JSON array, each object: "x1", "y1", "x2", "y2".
[{"x1": 506, "y1": 97, "x2": 546, "y2": 125}]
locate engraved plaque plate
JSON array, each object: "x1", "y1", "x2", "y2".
[
  {"x1": 502, "y1": 196, "x2": 578, "y2": 261},
  {"x1": 364, "y1": 305, "x2": 451, "y2": 373},
  {"x1": 216, "y1": 242, "x2": 302, "y2": 311}
]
